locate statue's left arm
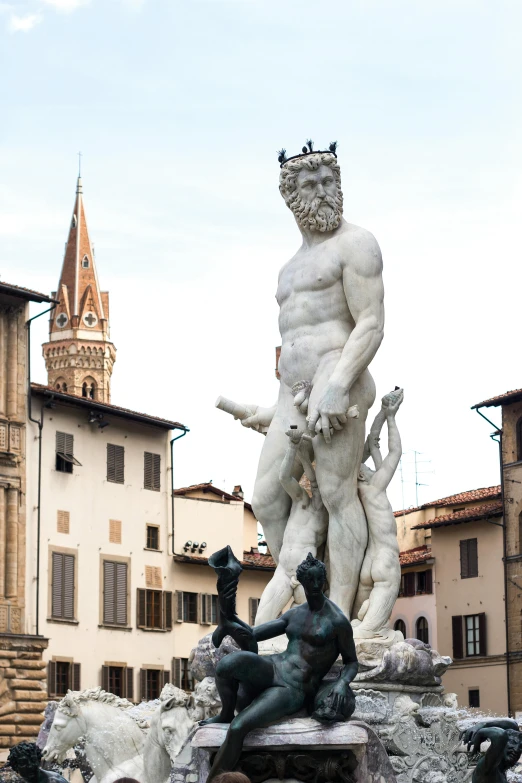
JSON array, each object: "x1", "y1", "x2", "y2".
[
  {"x1": 308, "y1": 230, "x2": 384, "y2": 438},
  {"x1": 337, "y1": 617, "x2": 359, "y2": 685}
]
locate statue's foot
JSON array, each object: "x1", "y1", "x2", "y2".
[{"x1": 199, "y1": 713, "x2": 231, "y2": 726}]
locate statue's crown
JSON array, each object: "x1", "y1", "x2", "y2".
[{"x1": 277, "y1": 139, "x2": 337, "y2": 168}]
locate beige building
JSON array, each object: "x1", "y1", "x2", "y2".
[
  {"x1": 473, "y1": 388, "x2": 522, "y2": 717},
  {"x1": 392, "y1": 485, "x2": 507, "y2": 714},
  {"x1": 0, "y1": 280, "x2": 56, "y2": 749},
  {"x1": 21, "y1": 175, "x2": 273, "y2": 705}
]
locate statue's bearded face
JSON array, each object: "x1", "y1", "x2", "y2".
[{"x1": 279, "y1": 153, "x2": 343, "y2": 233}]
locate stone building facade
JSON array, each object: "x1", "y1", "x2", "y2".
[
  {"x1": 0, "y1": 281, "x2": 55, "y2": 749},
  {"x1": 473, "y1": 388, "x2": 522, "y2": 718}
]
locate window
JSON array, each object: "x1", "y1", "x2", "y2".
[
  {"x1": 172, "y1": 658, "x2": 194, "y2": 692},
  {"x1": 400, "y1": 572, "x2": 415, "y2": 597},
  {"x1": 101, "y1": 665, "x2": 134, "y2": 699},
  {"x1": 137, "y1": 589, "x2": 172, "y2": 631},
  {"x1": 146, "y1": 525, "x2": 160, "y2": 550},
  {"x1": 460, "y1": 538, "x2": 478, "y2": 579},
  {"x1": 249, "y1": 597, "x2": 260, "y2": 626},
  {"x1": 201, "y1": 594, "x2": 218, "y2": 625},
  {"x1": 416, "y1": 570, "x2": 433, "y2": 594},
  {"x1": 107, "y1": 444, "x2": 125, "y2": 484},
  {"x1": 140, "y1": 668, "x2": 169, "y2": 701},
  {"x1": 466, "y1": 613, "x2": 486, "y2": 656},
  {"x1": 183, "y1": 592, "x2": 198, "y2": 623},
  {"x1": 82, "y1": 255, "x2": 90, "y2": 268},
  {"x1": 469, "y1": 689, "x2": 480, "y2": 708},
  {"x1": 144, "y1": 452, "x2": 161, "y2": 491},
  {"x1": 82, "y1": 381, "x2": 95, "y2": 400},
  {"x1": 103, "y1": 560, "x2": 128, "y2": 626},
  {"x1": 56, "y1": 431, "x2": 80, "y2": 474},
  {"x1": 57, "y1": 510, "x2": 70, "y2": 535},
  {"x1": 48, "y1": 661, "x2": 80, "y2": 698},
  {"x1": 415, "y1": 616, "x2": 429, "y2": 644},
  {"x1": 394, "y1": 619, "x2": 406, "y2": 637},
  {"x1": 452, "y1": 613, "x2": 487, "y2": 658},
  {"x1": 62, "y1": 383, "x2": 67, "y2": 392},
  {"x1": 72, "y1": 215, "x2": 77, "y2": 228},
  {"x1": 51, "y1": 552, "x2": 75, "y2": 620},
  {"x1": 109, "y1": 519, "x2": 122, "y2": 544}
]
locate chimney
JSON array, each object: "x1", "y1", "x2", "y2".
[{"x1": 232, "y1": 484, "x2": 244, "y2": 500}]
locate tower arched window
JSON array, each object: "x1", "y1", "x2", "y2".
[
  {"x1": 82, "y1": 255, "x2": 89, "y2": 269},
  {"x1": 62, "y1": 382, "x2": 67, "y2": 392},
  {"x1": 82, "y1": 382, "x2": 88, "y2": 398},
  {"x1": 56, "y1": 383, "x2": 61, "y2": 391},
  {"x1": 72, "y1": 215, "x2": 77, "y2": 228},
  {"x1": 416, "y1": 616, "x2": 429, "y2": 644},
  {"x1": 394, "y1": 618, "x2": 406, "y2": 637},
  {"x1": 90, "y1": 383, "x2": 96, "y2": 400}
]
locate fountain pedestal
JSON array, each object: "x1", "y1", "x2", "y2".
[{"x1": 173, "y1": 717, "x2": 396, "y2": 783}]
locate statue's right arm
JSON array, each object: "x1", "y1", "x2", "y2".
[
  {"x1": 252, "y1": 616, "x2": 289, "y2": 641},
  {"x1": 468, "y1": 728, "x2": 509, "y2": 773}
]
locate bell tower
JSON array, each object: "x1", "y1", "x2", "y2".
[{"x1": 42, "y1": 176, "x2": 116, "y2": 402}]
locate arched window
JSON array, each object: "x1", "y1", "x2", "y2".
[
  {"x1": 416, "y1": 616, "x2": 429, "y2": 644},
  {"x1": 89, "y1": 383, "x2": 95, "y2": 400},
  {"x1": 394, "y1": 619, "x2": 406, "y2": 637},
  {"x1": 56, "y1": 383, "x2": 61, "y2": 391},
  {"x1": 62, "y1": 382, "x2": 67, "y2": 392},
  {"x1": 517, "y1": 418, "x2": 522, "y2": 462},
  {"x1": 82, "y1": 255, "x2": 89, "y2": 269},
  {"x1": 82, "y1": 382, "x2": 88, "y2": 398},
  {"x1": 72, "y1": 215, "x2": 77, "y2": 228}
]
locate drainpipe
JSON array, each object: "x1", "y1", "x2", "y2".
[
  {"x1": 26, "y1": 303, "x2": 57, "y2": 637},
  {"x1": 474, "y1": 406, "x2": 511, "y2": 716},
  {"x1": 170, "y1": 428, "x2": 189, "y2": 555}
]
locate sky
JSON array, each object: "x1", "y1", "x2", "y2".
[{"x1": 1, "y1": 0, "x2": 521, "y2": 513}]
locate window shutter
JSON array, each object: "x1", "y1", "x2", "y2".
[
  {"x1": 103, "y1": 561, "x2": 115, "y2": 624},
  {"x1": 478, "y1": 612, "x2": 487, "y2": 656},
  {"x1": 72, "y1": 663, "x2": 81, "y2": 691},
  {"x1": 172, "y1": 658, "x2": 182, "y2": 688},
  {"x1": 162, "y1": 670, "x2": 170, "y2": 688},
  {"x1": 101, "y1": 665, "x2": 110, "y2": 691},
  {"x1": 153, "y1": 454, "x2": 161, "y2": 491},
  {"x1": 52, "y1": 552, "x2": 63, "y2": 618},
  {"x1": 452, "y1": 615, "x2": 463, "y2": 659},
  {"x1": 197, "y1": 593, "x2": 202, "y2": 624},
  {"x1": 125, "y1": 667, "x2": 134, "y2": 702},
  {"x1": 201, "y1": 594, "x2": 211, "y2": 625},
  {"x1": 176, "y1": 591, "x2": 183, "y2": 622},
  {"x1": 57, "y1": 510, "x2": 70, "y2": 535},
  {"x1": 144, "y1": 453, "x2": 153, "y2": 489},
  {"x1": 48, "y1": 661, "x2": 57, "y2": 697},
  {"x1": 469, "y1": 538, "x2": 478, "y2": 578},
  {"x1": 460, "y1": 540, "x2": 468, "y2": 579},
  {"x1": 115, "y1": 563, "x2": 128, "y2": 625},
  {"x1": 249, "y1": 598, "x2": 259, "y2": 626},
  {"x1": 425, "y1": 569, "x2": 433, "y2": 594},
  {"x1": 404, "y1": 572, "x2": 415, "y2": 597},
  {"x1": 137, "y1": 589, "x2": 146, "y2": 628},
  {"x1": 63, "y1": 554, "x2": 75, "y2": 620},
  {"x1": 140, "y1": 669, "x2": 147, "y2": 701},
  {"x1": 107, "y1": 444, "x2": 116, "y2": 482},
  {"x1": 163, "y1": 591, "x2": 173, "y2": 631},
  {"x1": 56, "y1": 432, "x2": 74, "y2": 456}
]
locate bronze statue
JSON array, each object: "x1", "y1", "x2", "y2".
[
  {"x1": 204, "y1": 548, "x2": 358, "y2": 782},
  {"x1": 6, "y1": 742, "x2": 68, "y2": 783},
  {"x1": 462, "y1": 719, "x2": 522, "y2": 782}
]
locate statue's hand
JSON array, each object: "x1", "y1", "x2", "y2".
[
  {"x1": 241, "y1": 405, "x2": 275, "y2": 432},
  {"x1": 285, "y1": 428, "x2": 313, "y2": 446},
  {"x1": 307, "y1": 383, "x2": 350, "y2": 443},
  {"x1": 381, "y1": 388, "x2": 404, "y2": 416}
]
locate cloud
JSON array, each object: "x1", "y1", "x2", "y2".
[
  {"x1": 40, "y1": 0, "x2": 89, "y2": 11},
  {"x1": 8, "y1": 12, "x2": 42, "y2": 31}
]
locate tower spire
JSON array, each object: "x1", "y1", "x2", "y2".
[{"x1": 42, "y1": 174, "x2": 116, "y2": 402}]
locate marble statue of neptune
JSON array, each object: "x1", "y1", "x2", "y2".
[{"x1": 236, "y1": 144, "x2": 385, "y2": 620}]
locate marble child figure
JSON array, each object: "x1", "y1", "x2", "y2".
[
  {"x1": 254, "y1": 428, "x2": 328, "y2": 625},
  {"x1": 204, "y1": 552, "x2": 358, "y2": 782},
  {"x1": 352, "y1": 388, "x2": 404, "y2": 640},
  {"x1": 224, "y1": 142, "x2": 385, "y2": 618}
]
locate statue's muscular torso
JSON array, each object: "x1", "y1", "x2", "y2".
[{"x1": 277, "y1": 221, "x2": 365, "y2": 389}]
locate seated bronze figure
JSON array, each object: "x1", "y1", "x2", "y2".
[
  {"x1": 204, "y1": 548, "x2": 358, "y2": 782},
  {"x1": 462, "y1": 719, "x2": 522, "y2": 782}
]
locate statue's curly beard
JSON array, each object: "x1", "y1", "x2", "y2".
[{"x1": 291, "y1": 192, "x2": 343, "y2": 233}]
